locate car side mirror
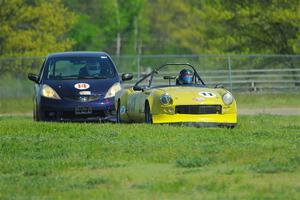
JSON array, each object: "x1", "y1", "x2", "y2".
[
  {"x1": 133, "y1": 85, "x2": 143, "y2": 91},
  {"x1": 121, "y1": 73, "x2": 133, "y2": 81},
  {"x1": 28, "y1": 73, "x2": 39, "y2": 83}
]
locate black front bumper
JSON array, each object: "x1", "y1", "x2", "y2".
[{"x1": 37, "y1": 97, "x2": 116, "y2": 122}]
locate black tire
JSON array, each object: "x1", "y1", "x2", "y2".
[
  {"x1": 33, "y1": 105, "x2": 40, "y2": 121},
  {"x1": 35, "y1": 106, "x2": 47, "y2": 122},
  {"x1": 33, "y1": 106, "x2": 37, "y2": 121},
  {"x1": 116, "y1": 100, "x2": 122, "y2": 123},
  {"x1": 35, "y1": 109, "x2": 42, "y2": 121},
  {"x1": 145, "y1": 102, "x2": 153, "y2": 124}
]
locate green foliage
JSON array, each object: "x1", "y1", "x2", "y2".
[
  {"x1": 0, "y1": 0, "x2": 76, "y2": 57},
  {"x1": 144, "y1": 0, "x2": 300, "y2": 54},
  {"x1": 2, "y1": 0, "x2": 300, "y2": 56},
  {"x1": 62, "y1": 0, "x2": 146, "y2": 54},
  {"x1": 218, "y1": 0, "x2": 300, "y2": 54},
  {"x1": 69, "y1": 14, "x2": 101, "y2": 51}
]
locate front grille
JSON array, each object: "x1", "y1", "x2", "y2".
[
  {"x1": 64, "y1": 95, "x2": 101, "y2": 102},
  {"x1": 61, "y1": 110, "x2": 106, "y2": 119},
  {"x1": 175, "y1": 105, "x2": 222, "y2": 114}
]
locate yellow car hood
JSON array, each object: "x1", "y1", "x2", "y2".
[{"x1": 155, "y1": 86, "x2": 225, "y2": 105}]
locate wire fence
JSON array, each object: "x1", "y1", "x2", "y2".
[{"x1": 0, "y1": 54, "x2": 300, "y2": 99}]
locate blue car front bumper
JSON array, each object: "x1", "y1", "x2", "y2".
[{"x1": 37, "y1": 97, "x2": 116, "y2": 122}]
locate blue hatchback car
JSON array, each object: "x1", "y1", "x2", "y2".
[{"x1": 28, "y1": 52, "x2": 126, "y2": 122}]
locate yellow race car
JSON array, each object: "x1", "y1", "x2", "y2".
[{"x1": 115, "y1": 63, "x2": 237, "y2": 127}]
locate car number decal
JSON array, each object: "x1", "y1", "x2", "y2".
[
  {"x1": 74, "y1": 83, "x2": 90, "y2": 90},
  {"x1": 193, "y1": 97, "x2": 205, "y2": 101},
  {"x1": 199, "y1": 92, "x2": 216, "y2": 98}
]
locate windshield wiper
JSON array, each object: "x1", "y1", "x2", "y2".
[
  {"x1": 78, "y1": 75, "x2": 107, "y2": 79},
  {"x1": 57, "y1": 75, "x2": 108, "y2": 80},
  {"x1": 59, "y1": 76, "x2": 78, "y2": 80},
  {"x1": 92, "y1": 75, "x2": 107, "y2": 79}
]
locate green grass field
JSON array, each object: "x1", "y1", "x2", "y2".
[{"x1": 1, "y1": 115, "x2": 300, "y2": 199}]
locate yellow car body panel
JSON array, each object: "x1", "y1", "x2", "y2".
[{"x1": 115, "y1": 86, "x2": 237, "y2": 127}]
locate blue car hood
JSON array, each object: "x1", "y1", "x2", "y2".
[{"x1": 43, "y1": 78, "x2": 119, "y2": 97}]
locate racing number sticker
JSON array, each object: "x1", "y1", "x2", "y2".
[
  {"x1": 74, "y1": 83, "x2": 90, "y2": 90},
  {"x1": 199, "y1": 92, "x2": 216, "y2": 98}
]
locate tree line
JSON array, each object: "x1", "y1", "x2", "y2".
[{"x1": 1, "y1": 0, "x2": 300, "y2": 58}]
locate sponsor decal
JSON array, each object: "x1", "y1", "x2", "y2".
[
  {"x1": 74, "y1": 83, "x2": 90, "y2": 90},
  {"x1": 120, "y1": 106, "x2": 126, "y2": 114},
  {"x1": 199, "y1": 92, "x2": 216, "y2": 98},
  {"x1": 79, "y1": 91, "x2": 91, "y2": 95},
  {"x1": 193, "y1": 97, "x2": 205, "y2": 101}
]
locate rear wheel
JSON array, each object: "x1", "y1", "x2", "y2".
[{"x1": 144, "y1": 102, "x2": 153, "y2": 124}]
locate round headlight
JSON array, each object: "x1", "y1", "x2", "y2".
[
  {"x1": 41, "y1": 84, "x2": 61, "y2": 100},
  {"x1": 160, "y1": 93, "x2": 173, "y2": 105},
  {"x1": 222, "y1": 92, "x2": 233, "y2": 105},
  {"x1": 104, "y1": 82, "x2": 122, "y2": 98}
]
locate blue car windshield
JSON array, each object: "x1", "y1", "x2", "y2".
[{"x1": 45, "y1": 56, "x2": 117, "y2": 80}]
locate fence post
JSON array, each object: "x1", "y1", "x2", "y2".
[
  {"x1": 137, "y1": 54, "x2": 141, "y2": 79},
  {"x1": 227, "y1": 55, "x2": 233, "y2": 92}
]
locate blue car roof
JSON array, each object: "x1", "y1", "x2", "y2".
[{"x1": 47, "y1": 51, "x2": 110, "y2": 58}]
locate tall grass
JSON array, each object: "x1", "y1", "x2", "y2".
[{"x1": 0, "y1": 115, "x2": 300, "y2": 199}]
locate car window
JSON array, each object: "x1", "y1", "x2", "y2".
[{"x1": 45, "y1": 56, "x2": 116, "y2": 80}]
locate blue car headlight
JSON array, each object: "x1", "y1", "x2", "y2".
[
  {"x1": 104, "y1": 82, "x2": 121, "y2": 99},
  {"x1": 160, "y1": 93, "x2": 173, "y2": 105},
  {"x1": 41, "y1": 84, "x2": 61, "y2": 100},
  {"x1": 222, "y1": 92, "x2": 233, "y2": 105}
]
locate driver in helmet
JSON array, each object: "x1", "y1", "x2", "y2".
[
  {"x1": 79, "y1": 62, "x2": 101, "y2": 77},
  {"x1": 176, "y1": 69, "x2": 194, "y2": 85}
]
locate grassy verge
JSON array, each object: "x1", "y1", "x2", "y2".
[
  {"x1": 0, "y1": 97, "x2": 32, "y2": 114},
  {"x1": 1, "y1": 93, "x2": 300, "y2": 114},
  {"x1": 1, "y1": 115, "x2": 300, "y2": 199},
  {"x1": 234, "y1": 92, "x2": 300, "y2": 108}
]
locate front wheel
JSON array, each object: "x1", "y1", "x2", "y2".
[
  {"x1": 34, "y1": 109, "x2": 44, "y2": 121},
  {"x1": 145, "y1": 102, "x2": 153, "y2": 124}
]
